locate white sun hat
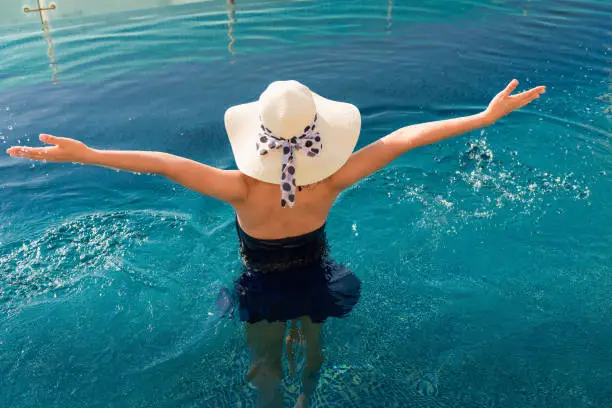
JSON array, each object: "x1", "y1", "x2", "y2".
[{"x1": 225, "y1": 80, "x2": 361, "y2": 207}]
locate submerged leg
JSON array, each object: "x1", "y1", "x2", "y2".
[
  {"x1": 286, "y1": 319, "x2": 304, "y2": 377},
  {"x1": 295, "y1": 316, "x2": 323, "y2": 408},
  {"x1": 246, "y1": 321, "x2": 286, "y2": 408}
]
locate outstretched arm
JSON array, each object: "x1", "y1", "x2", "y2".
[
  {"x1": 330, "y1": 79, "x2": 546, "y2": 190},
  {"x1": 6, "y1": 134, "x2": 248, "y2": 204}
]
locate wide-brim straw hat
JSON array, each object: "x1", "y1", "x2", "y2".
[{"x1": 225, "y1": 80, "x2": 361, "y2": 186}]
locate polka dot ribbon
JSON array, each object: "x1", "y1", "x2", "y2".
[{"x1": 256, "y1": 115, "x2": 323, "y2": 208}]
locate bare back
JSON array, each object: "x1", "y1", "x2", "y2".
[{"x1": 233, "y1": 174, "x2": 339, "y2": 239}]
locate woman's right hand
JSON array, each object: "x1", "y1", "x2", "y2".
[
  {"x1": 483, "y1": 79, "x2": 546, "y2": 124},
  {"x1": 6, "y1": 134, "x2": 91, "y2": 163}
]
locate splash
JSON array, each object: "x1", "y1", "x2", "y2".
[
  {"x1": 0, "y1": 210, "x2": 190, "y2": 314},
  {"x1": 455, "y1": 137, "x2": 590, "y2": 208},
  {"x1": 393, "y1": 136, "x2": 591, "y2": 235}
]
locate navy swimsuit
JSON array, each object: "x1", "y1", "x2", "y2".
[{"x1": 219, "y1": 219, "x2": 361, "y2": 324}]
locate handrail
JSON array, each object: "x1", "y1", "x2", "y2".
[{"x1": 24, "y1": 3, "x2": 56, "y2": 13}]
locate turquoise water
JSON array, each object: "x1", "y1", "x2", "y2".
[{"x1": 1, "y1": 0, "x2": 611, "y2": 406}]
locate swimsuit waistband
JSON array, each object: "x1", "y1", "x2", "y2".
[{"x1": 235, "y1": 218, "x2": 328, "y2": 273}]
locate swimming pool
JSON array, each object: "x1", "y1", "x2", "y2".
[{"x1": 1, "y1": 0, "x2": 610, "y2": 406}]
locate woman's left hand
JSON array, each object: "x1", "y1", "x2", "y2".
[{"x1": 6, "y1": 134, "x2": 91, "y2": 163}]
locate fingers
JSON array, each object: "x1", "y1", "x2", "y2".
[
  {"x1": 39, "y1": 133, "x2": 66, "y2": 146},
  {"x1": 7, "y1": 146, "x2": 46, "y2": 159},
  {"x1": 509, "y1": 85, "x2": 546, "y2": 110},
  {"x1": 6, "y1": 146, "x2": 50, "y2": 160},
  {"x1": 515, "y1": 86, "x2": 546, "y2": 99},
  {"x1": 500, "y1": 79, "x2": 546, "y2": 101},
  {"x1": 513, "y1": 90, "x2": 543, "y2": 109},
  {"x1": 501, "y1": 79, "x2": 519, "y2": 96},
  {"x1": 519, "y1": 94, "x2": 542, "y2": 108}
]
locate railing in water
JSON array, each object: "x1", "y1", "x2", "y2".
[{"x1": 23, "y1": 0, "x2": 59, "y2": 84}]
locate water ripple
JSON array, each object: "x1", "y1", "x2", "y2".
[
  {"x1": 1, "y1": 0, "x2": 609, "y2": 88},
  {"x1": 0, "y1": 210, "x2": 191, "y2": 315}
]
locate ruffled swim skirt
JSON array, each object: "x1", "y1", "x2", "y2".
[{"x1": 217, "y1": 219, "x2": 361, "y2": 324}]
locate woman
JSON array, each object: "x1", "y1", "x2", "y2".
[{"x1": 6, "y1": 79, "x2": 545, "y2": 408}]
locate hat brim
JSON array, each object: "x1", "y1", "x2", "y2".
[{"x1": 225, "y1": 92, "x2": 361, "y2": 186}]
